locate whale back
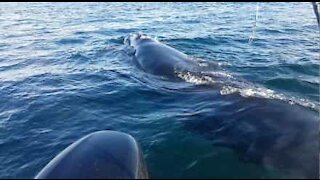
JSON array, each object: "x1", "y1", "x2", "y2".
[{"x1": 126, "y1": 33, "x2": 198, "y2": 78}]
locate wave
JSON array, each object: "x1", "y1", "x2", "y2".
[
  {"x1": 220, "y1": 85, "x2": 317, "y2": 110},
  {"x1": 173, "y1": 68, "x2": 318, "y2": 110}
]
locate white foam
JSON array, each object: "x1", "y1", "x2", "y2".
[
  {"x1": 198, "y1": 62, "x2": 209, "y2": 67},
  {"x1": 220, "y1": 85, "x2": 239, "y2": 95},
  {"x1": 206, "y1": 71, "x2": 233, "y2": 79},
  {"x1": 176, "y1": 71, "x2": 215, "y2": 85},
  {"x1": 220, "y1": 85, "x2": 317, "y2": 109},
  {"x1": 174, "y1": 67, "x2": 317, "y2": 110}
]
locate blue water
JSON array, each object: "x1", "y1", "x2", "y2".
[{"x1": 0, "y1": 2, "x2": 319, "y2": 179}]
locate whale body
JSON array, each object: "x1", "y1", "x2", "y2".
[
  {"x1": 125, "y1": 33, "x2": 201, "y2": 79},
  {"x1": 124, "y1": 32, "x2": 319, "y2": 178}
]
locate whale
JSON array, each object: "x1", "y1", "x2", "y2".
[
  {"x1": 124, "y1": 32, "x2": 319, "y2": 178},
  {"x1": 124, "y1": 32, "x2": 207, "y2": 80},
  {"x1": 179, "y1": 93, "x2": 319, "y2": 178}
]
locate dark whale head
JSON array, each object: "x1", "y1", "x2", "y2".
[{"x1": 124, "y1": 32, "x2": 156, "y2": 48}]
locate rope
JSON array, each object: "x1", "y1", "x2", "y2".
[
  {"x1": 311, "y1": 2, "x2": 320, "y2": 31},
  {"x1": 249, "y1": 2, "x2": 260, "y2": 43}
]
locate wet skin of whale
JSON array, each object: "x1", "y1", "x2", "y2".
[
  {"x1": 125, "y1": 33, "x2": 202, "y2": 79},
  {"x1": 180, "y1": 92, "x2": 319, "y2": 178},
  {"x1": 125, "y1": 33, "x2": 319, "y2": 178}
]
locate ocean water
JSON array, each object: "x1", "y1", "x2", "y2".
[{"x1": 0, "y1": 2, "x2": 319, "y2": 179}]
